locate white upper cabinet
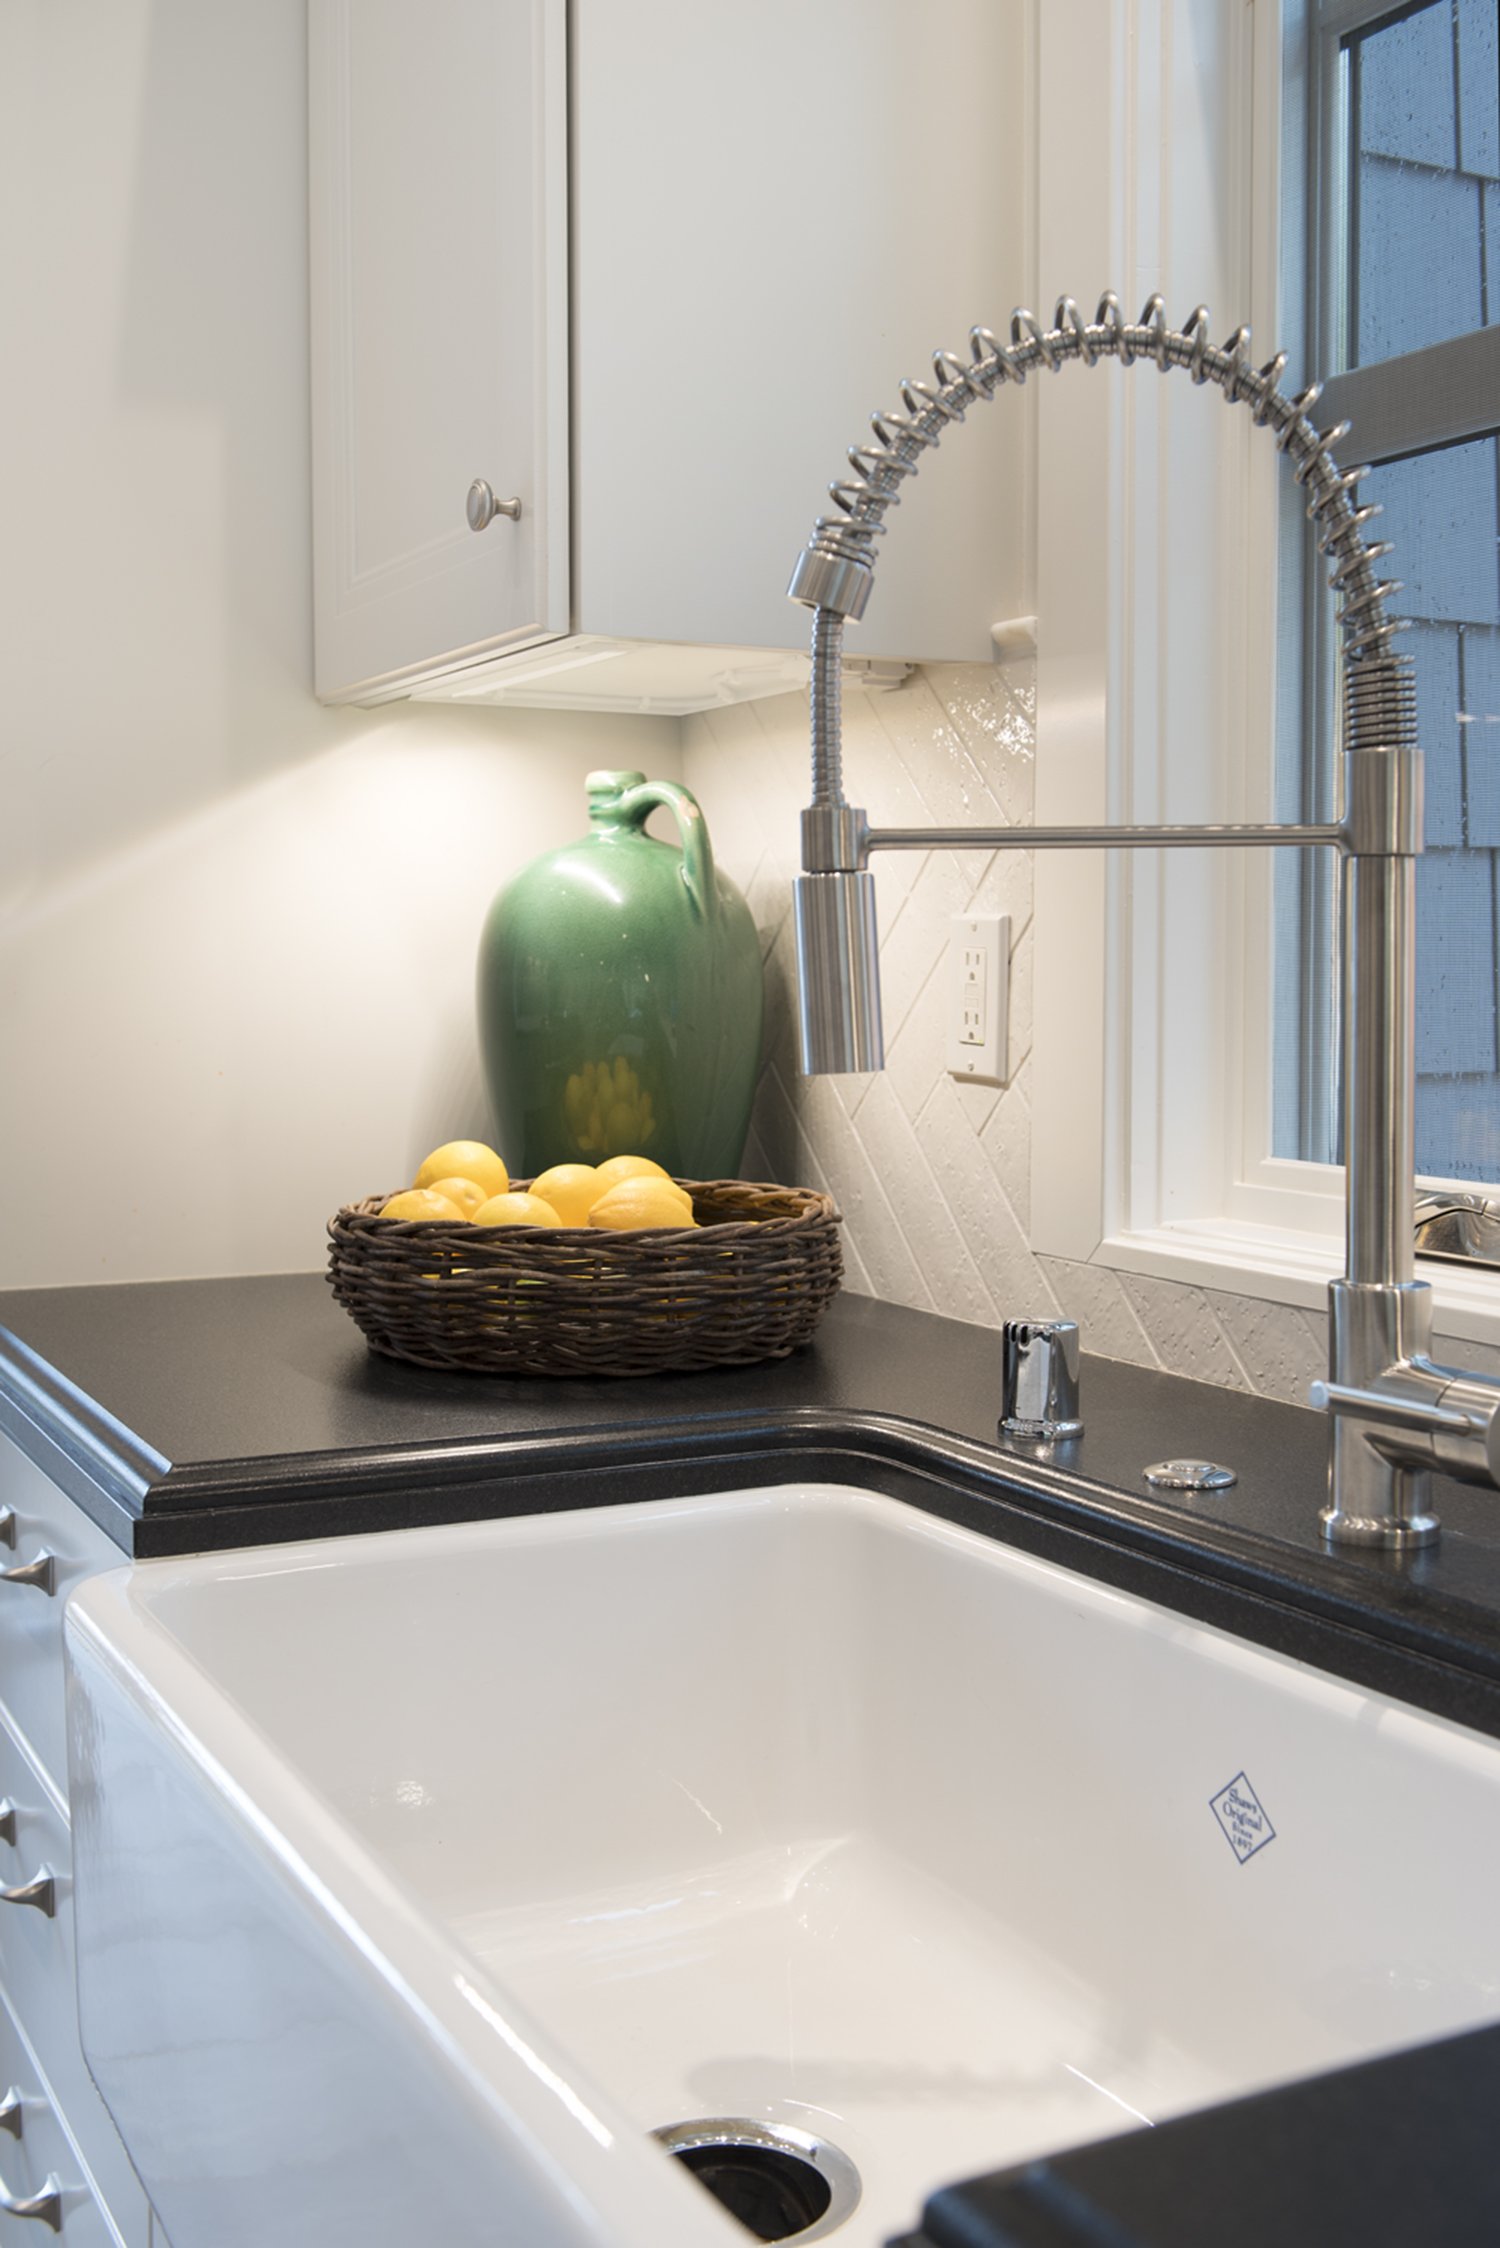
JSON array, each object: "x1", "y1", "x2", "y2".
[
  {"x1": 310, "y1": 0, "x2": 566, "y2": 702},
  {"x1": 310, "y1": 0, "x2": 1029, "y2": 711}
]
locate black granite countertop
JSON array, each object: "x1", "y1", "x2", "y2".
[
  {"x1": 5, "y1": 1269, "x2": 1500, "y2": 2247},
  {"x1": 7, "y1": 1270, "x2": 1500, "y2": 1730}
]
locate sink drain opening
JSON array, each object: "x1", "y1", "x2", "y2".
[{"x1": 653, "y1": 2119, "x2": 861, "y2": 2244}]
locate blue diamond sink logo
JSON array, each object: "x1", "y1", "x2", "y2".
[{"x1": 1210, "y1": 1772, "x2": 1276, "y2": 1863}]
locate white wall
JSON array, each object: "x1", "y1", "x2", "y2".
[{"x1": 0, "y1": 0, "x2": 679, "y2": 1288}]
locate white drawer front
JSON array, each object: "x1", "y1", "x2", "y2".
[
  {"x1": 0, "y1": 1723, "x2": 148, "y2": 2248},
  {"x1": 0, "y1": 1439, "x2": 129, "y2": 1799},
  {"x1": 0, "y1": 1989, "x2": 143, "y2": 2248}
]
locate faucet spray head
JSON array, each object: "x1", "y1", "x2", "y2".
[{"x1": 794, "y1": 872, "x2": 885, "y2": 1074}]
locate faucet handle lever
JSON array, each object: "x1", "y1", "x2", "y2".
[
  {"x1": 1311, "y1": 1378, "x2": 1482, "y2": 1436},
  {"x1": 1313, "y1": 1369, "x2": 1500, "y2": 1491},
  {"x1": 1001, "y1": 1320, "x2": 1083, "y2": 1441}
]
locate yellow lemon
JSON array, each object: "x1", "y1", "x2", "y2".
[
  {"x1": 422, "y1": 1175, "x2": 489, "y2": 1220},
  {"x1": 589, "y1": 1178, "x2": 698, "y2": 1231},
  {"x1": 473, "y1": 1192, "x2": 564, "y2": 1229},
  {"x1": 380, "y1": 1188, "x2": 468, "y2": 1223},
  {"x1": 415, "y1": 1141, "x2": 509, "y2": 1199},
  {"x1": 528, "y1": 1163, "x2": 602, "y2": 1227},
  {"x1": 593, "y1": 1154, "x2": 675, "y2": 1192}
]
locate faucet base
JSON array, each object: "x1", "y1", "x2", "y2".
[
  {"x1": 1319, "y1": 1501, "x2": 1441, "y2": 1551},
  {"x1": 1320, "y1": 1279, "x2": 1442, "y2": 1550}
]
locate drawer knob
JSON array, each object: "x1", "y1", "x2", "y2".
[
  {"x1": 0, "y1": 1507, "x2": 13, "y2": 1549},
  {"x1": 0, "y1": 1553, "x2": 54, "y2": 1596},
  {"x1": 0, "y1": 1869, "x2": 55, "y2": 1918},
  {"x1": 0, "y1": 2172, "x2": 62, "y2": 2230},
  {"x1": 0, "y1": 2089, "x2": 20, "y2": 2139},
  {"x1": 0, "y1": 1800, "x2": 15, "y2": 1846},
  {"x1": 466, "y1": 478, "x2": 522, "y2": 531}
]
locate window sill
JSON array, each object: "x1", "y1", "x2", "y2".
[{"x1": 1101, "y1": 1222, "x2": 1500, "y2": 1355}]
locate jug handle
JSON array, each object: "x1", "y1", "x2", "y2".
[{"x1": 614, "y1": 779, "x2": 716, "y2": 921}]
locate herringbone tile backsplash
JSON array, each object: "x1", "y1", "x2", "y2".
[{"x1": 683, "y1": 661, "x2": 1382, "y2": 1408}]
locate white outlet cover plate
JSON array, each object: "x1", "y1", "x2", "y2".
[{"x1": 947, "y1": 912, "x2": 1010, "y2": 1086}]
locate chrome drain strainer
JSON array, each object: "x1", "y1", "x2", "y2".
[{"x1": 652, "y1": 2118, "x2": 861, "y2": 2243}]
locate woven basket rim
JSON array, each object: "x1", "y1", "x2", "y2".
[
  {"x1": 329, "y1": 1178, "x2": 840, "y2": 1247},
  {"x1": 326, "y1": 1177, "x2": 843, "y2": 1377}
]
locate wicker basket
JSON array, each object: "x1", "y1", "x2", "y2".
[{"x1": 326, "y1": 1179, "x2": 843, "y2": 1377}]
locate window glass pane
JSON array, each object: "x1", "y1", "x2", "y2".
[
  {"x1": 1374, "y1": 438, "x2": 1499, "y2": 1180},
  {"x1": 1467, "y1": 625, "x2": 1500, "y2": 838},
  {"x1": 1347, "y1": 0, "x2": 1499, "y2": 367},
  {"x1": 1355, "y1": 161, "x2": 1483, "y2": 358},
  {"x1": 1358, "y1": 1, "x2": 1456, "y2": 167},
  {"x1": 1458, "y1": 0, "x2": 1499, "y2": 179},
  {"x1": 1370, "y1": 437, "x2": 1500, "y2": 623}
]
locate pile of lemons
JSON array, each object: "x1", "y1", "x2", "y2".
[{"x1": 379, "y1": 1141, "x2": 697, "y2": 1233}]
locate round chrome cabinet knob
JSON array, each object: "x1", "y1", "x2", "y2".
[
  {"x1": 0, "y1": 1552, "x2": 54, "y2": 1595},
  {"x1": 466, "y1": 479, "x2": 522, "y2": 531},
  {"x1": 0, "y1": 2171, "x2": 62, "y2": 2227}
]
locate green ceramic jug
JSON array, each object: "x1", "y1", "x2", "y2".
[{"x1": 477, "y1": 770, "x2": 764, "y2": 1180}]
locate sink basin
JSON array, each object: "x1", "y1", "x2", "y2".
[{"x1": 65, "y1": 1482, "x2": 1500, "y2": 2248}]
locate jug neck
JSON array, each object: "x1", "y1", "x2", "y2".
[
  {"x1": 583, "y1": 771, "x2": 716, "y2": 919},
  {"x1": 586, "y1": 770, "x2": 650, "y2": 831}
]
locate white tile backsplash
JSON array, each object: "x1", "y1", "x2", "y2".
[{"x1": 682, "y1": 662, "x2": 1324, "y2": 1406}]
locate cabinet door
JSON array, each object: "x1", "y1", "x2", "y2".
[
  {"x1": 310, "y1": 0, "x2": 567, "y2": 702},
  {"x1": 571, "y1": 0, "x2": 1028, "y2": 666}
]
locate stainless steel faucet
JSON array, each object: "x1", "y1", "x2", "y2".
[{"x1": 787, "y1": 291, "x2": 1500, "y2": 1554}]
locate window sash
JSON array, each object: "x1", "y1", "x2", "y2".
[{"x1": 1321, "y1": 326, "x2": 1500, "y2": 461}]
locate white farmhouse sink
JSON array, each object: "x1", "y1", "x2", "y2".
[{"x1": 65, "y1": 1484, "x2": 1500, "y2": 2248}]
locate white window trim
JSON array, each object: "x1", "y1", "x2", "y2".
[{"x1": 1027, "y1": 0, "x2": 1500, "y2": 1356}]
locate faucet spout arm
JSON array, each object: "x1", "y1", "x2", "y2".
[
  {"x1": 864, "y1": 820, "x2": 1344, "y2": 855},
  {"x1": 1314, "y1": 1363, "x2": 1500, "y2": 1493}
]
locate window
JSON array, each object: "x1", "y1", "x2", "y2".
[
  {"x1": 1277, "y1": 0, "x2": 1500, "y2": 1185},
  {"x1": 1029, "y1": 0, "x2": 1500, "y2": 1357}
]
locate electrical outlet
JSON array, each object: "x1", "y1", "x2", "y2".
[{"x1": 946, "y1": 913, "x2": 1010, "y2": 1085}]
